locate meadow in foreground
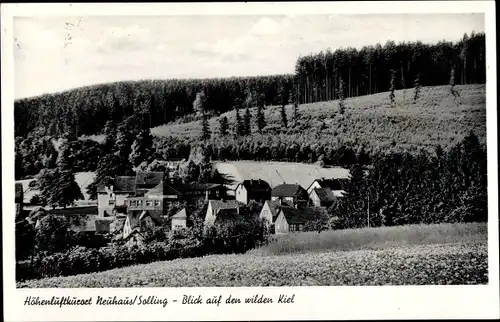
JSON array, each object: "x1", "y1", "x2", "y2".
[
  {"x1": 18, "y1": 223, "x2": 487, "y2": 288},
  {"x1": 17, "y1": 242, "x2": 487, "y2": 288}
]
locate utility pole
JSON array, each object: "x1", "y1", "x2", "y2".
[{"x1": 367, "y1": 192, "x2": 370, "y2": 228}]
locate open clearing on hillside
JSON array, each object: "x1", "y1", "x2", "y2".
[
  {"x1": 18, "y1": 223, "x2": 487, "y2": 287},
  {"x1": 151, "y1": 84, "x2": 486, "y2": 150},
  {"x1": 215, "y1": 161, "x2": 349, "y2": 190},
  {"x1": 17, "y1": 172, "x2": 96, "y2": 204}
]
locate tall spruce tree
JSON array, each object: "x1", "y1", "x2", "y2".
[
  {"x1": 218, "y1": 116, "x2": 229, "y2": 136},
  {"x1": 257, "y1": 100, "x2": 266, "y2": 133},
  {"x1": 338, "y1": 77, "x2": 346, "y2": 114},
  {"x1": 289, "y1": 89, "x2": 300, "y2": 127},
  {"x1": 280, "y1": 104, "x2": 288, "y2": 128},
  {"x1": 201, "y1": 112, "x2": 211, "y2": 141},
  {"x1": 244, "y1": 106, "x2": 252, "y2": 136},
  {"x1": 389, "y1": 69, "x2": 396, "y2": 107},
  {"x1": 413, "y1": 73, "x2": 422, "y2": 103},
  {"x1": 234, "y1": 107, "x2": 244, "y2": 137}
]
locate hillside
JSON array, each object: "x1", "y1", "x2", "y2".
[
  {"x1": 17, "y1": 172, "x2": 96, "y2": 205},
  {"x1": 152, "y1": 84, "x2": 486, "y2": 151},
  {"x1": 216, "y1": 161, "x2": 349, "y2": 192}
]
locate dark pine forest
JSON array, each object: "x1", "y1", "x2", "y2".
[{"x1": 15, "y1": 32, "x2": 485, "y2": 139}]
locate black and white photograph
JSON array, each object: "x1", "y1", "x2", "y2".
[{"x1": 2, "y1": 1, "x2": 498, "y2": 321}]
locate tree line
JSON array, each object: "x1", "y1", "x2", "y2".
[
  {"x1": 294, "y1": 32, "x2": 485, "y2": 104},
  {"x1": 329, "y1": 132, "x2": 487, "y2": 228},
  {"x1": 14, "y1": 32, "x2": 484, "y2": 139}
]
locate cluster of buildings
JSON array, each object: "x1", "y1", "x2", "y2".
[{"x1": 16, "y1": 169, "x2": 348, "y2": 246}]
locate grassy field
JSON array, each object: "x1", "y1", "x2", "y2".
[
  {"x1": 17, "y1": 171, "x2": 96, "y2": 203},
  {"x1": 250, "y1": 222, "x2": 487, "y2": 255},
  {"x1": 151, "y1": 84, "x2": 486, "y2": 150},
  {"x1": 17, "y1": 223, "x2": 488, "y2": 288},
  {"x1": 215, "y1": 161, "x2": 349, "y2": 191}
]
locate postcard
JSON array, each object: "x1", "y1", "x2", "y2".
[{"x1": 2, "y1": 1, "x2": 498, "y2": 321}]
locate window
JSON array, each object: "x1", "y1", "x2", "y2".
[
  {"x1": 146, "y1": 200, "x2": 152, "y2": 207},
  {"x1": 137, "y1": 200, "x2": 143, "y2": 206},
  {"x1": 154, "y1": 200, "x2": 160, "y2": 207},
  {"x1": 130, "y1": 200, "x2": 137, "y2": 206},
  {"x1": 108, "y1": 200, "x2": 115, "y2": 206}
]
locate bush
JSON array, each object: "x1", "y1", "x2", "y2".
[{"x1": 16, "y1": 239, "x2": 204, "y2": 281}]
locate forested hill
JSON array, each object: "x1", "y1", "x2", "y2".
[{"x1": 15, "y1": 32, "x2": 485, "y2": 139}]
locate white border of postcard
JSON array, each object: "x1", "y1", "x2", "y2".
[{"x1": 2, "y1": 1, "x2": 499, "y2": 321}]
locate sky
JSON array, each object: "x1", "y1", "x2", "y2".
[{"x1": 14, "y1": 13, "x2": 484, "y2": 99}]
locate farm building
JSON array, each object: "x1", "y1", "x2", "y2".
[
  {"x1": 172, "y1": 208, "x2": 187, "y2": 230},
  {"x1": 271, "y1": 184, "x2": 309, "y2": 207},
  {"x1": 274, "y1": 206, "x2": 318, "y2": 234},
  {"x1": 204, "y1": 199, "x2": 241, "y2": 226},
  {"x1": 235, "y1": 179, "x2": 271, "y2": 204}
]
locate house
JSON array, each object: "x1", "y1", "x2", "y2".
[
  {"x1": 171, "y1": 208, "x2": 187, "y2": 230},
  {"x1": 259, "y1": 200, "x2": 281, "y2": 226},
  {"x1": 15, "y1": 183, "x2": 24, "y2": 218},
  {"x1": 134, "y1": 171, "x2": 164, "y2": 196},
  {"x1": 306, "y1": 178, "x2": 347, "y2": 196},
  {"x1": 204, "y1": 199, "x2": 241, "y2": 226},
  {"x1": 271, "y1": 184, "x2": 309, "y2": 206},
  {"x1": 309, "y1": 188, "x2": 336, "y2": 208},
  {"x1": 97, "y1": 176, "x2": 136, "y2": 217},
  {"x1": 274, "y1": 206, "x2": 318, "y2": 234},
  {"x1": 235, "y1": 179, "x2": 271, "y2": 204},
  {"x1": 123, "y1": 210, "x2": 162, "y2": 240}
]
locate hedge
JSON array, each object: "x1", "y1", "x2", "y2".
[{"x1": 16, "y1": 241, "x2": 205, "y2": 281}]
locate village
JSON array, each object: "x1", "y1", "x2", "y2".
[{"x1": 15, "y1": 159, "x2": 348, "y2": 247}]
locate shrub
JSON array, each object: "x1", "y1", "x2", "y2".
[{"x1": 16, "y1": 239, "x2": 205, "y2": 282}]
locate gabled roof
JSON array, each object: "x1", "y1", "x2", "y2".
[
  {"x1": 237, "y1": 179, "x2": 271, "y2": 193},
  {"x1": 313, "y1": 188, "x2": 335, "y2": 203},
  {"x1": 135, "y1": 172, "x2": 164, "y2": 187},
  {"x1": 97, "y1": 176, "x2": 136, "y2": 193},
  {"x1": 209, "y1": 199, "x2": 240, "y2": 213},
  {"x1": 271, "y1": 184, "x2": 306, "y2": 197},
  {"x1": 278, "y1": 206, "x2": 317, "y2": 224},
  {"x1": 172, "y1": 208, "x2": 187, "y2": 219},
  {"x1": 309, "y1": 178, "x2": 347, "y2": 191},
  {"x1": 147, "y1": 180, "x2": 182, "y2": 196},
  {"x1": 183, "y1": 182, "x2": 222, "y2": 191},
  {"x1": 15, "y1": 183, "x2": 24, "y2": 202},
  {"x1": 264, "y1": 200, "x2": 282, "y2": 221}
]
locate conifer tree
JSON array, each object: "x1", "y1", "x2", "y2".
[
  {"x1": 289, "y1": 89, "x2": 300, "y2": 127},
  {"x1": 389, "y1": 69, "x2": 396, "y2": 107},
  {"x1": 201, "y1": 112, "x2": 211, "y2": 141},
  {"x1": 244, "y1": 106, "x2": 252, "y2": 135},
  {"x1": 280, "y1": 104, "x2": 288, "y2": 128},
  {"x1": 338, "y1": 77, "x2": 346, "y2": 114},
  {"x1": 256, "y1": 99, "x2": 266, "y2": 133},
  {"x1": 218, "y1": 116, "x2": 229, "y2": 136},
  {"x1": 234, "y1": 107, "x2": 244, "y2": 137},
  {"x1": 413, "y1": 73, "x2": 421, "y2": 103}
]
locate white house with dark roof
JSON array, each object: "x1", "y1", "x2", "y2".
[
  {"x1": 271, "y1": 183, "x2": 308, "y2": 207},
  {"x1": 97, "y1": 176, "x2": 136, "y2": 217},
  {"x1": 235, "y1": 179, "x2": 271, "y2": 204},
  {"x1": 172, "y1": 208, "x2": 187, "y2": 230},
  {"x1": 204, "y1": 199, "x2": 241, "y2": 226},
  {"x1": 306, "y1": 178, "x2": 348, "y2": 208},
  {"x1": 259, "y1": 200, "x2": 281, "y2": 226}
]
